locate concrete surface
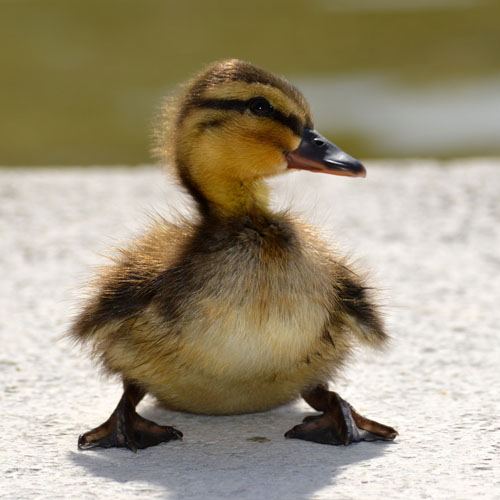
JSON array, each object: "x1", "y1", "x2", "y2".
[{"x1": 1, "y1": 161, "x2": 499, "y2": 499}]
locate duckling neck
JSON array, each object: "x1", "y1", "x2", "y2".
[
  {"x1": 208, "y1": 177, "x2": 271, "y2": 217},
  {"x1": 182, "y1": 167, "x2": 272, "y2": 218}
]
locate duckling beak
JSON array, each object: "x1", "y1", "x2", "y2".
[{"x1": 286, "y1": 128, "x2": 366, "y2": 177}]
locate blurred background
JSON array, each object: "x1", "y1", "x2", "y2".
[{"x1": 1, "y1": 0, "x2": 499, "y2": 166}]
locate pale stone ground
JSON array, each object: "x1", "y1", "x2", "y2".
[{"x1": 1, "y1": 161, "x2": 499, "y2": 499}]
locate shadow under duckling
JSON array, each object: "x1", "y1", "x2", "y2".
[{"x1": 71, "y1": 59, "x2": 397, "y2": 451}]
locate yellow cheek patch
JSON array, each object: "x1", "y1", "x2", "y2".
[{"x1": 201, "y1": 117, "x2": 296, "y2": 174}]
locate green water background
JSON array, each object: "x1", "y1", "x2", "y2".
[{"x1": 1, "y1": 0, "x2": 499, "y2": 165}]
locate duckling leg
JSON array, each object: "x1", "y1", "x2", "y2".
[
  {"x1": 285, "y1": 384, "x2": 397, "y2": 445},
  {"x1": 77, "y1": 382, "x2": 182, "y2": 452}
]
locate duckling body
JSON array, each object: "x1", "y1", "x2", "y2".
[
  {"x1": 73, "y1": 60, "x2": 397, "y2": 450},
  {"x1": 79, "y1": 214, "x2": 361, "y2": 415}
]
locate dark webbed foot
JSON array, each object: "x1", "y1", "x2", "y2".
[
  {"x1": 78, "y1": 383, "x2": 182, "y2": 452},
  {"x1": 285, "y1": 384, "x2": 397, "y2": 446},
  {"x1": 77, "y1": 409, "x2": 183, "y2": 451}
]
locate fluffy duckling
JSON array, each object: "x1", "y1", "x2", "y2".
[{"x1": 72, "y1": 59, "x2": 397, "y2": 451}]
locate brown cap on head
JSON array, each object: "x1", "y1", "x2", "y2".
[{"x1": 180, "y1": 59, "x2": 313, "y2": 128}]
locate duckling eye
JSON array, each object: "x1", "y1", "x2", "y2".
[{"x1": 247, "y1": 97, "x2": 274, "y2": 117}]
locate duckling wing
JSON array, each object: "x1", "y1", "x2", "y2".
[
  {"x1": 327, "y1": 261, "x2": 388, "y2": 348},
  {"x1": 70, "y1": 218, "x2": 190, "y2": 348}
]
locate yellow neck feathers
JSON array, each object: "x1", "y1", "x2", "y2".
[{"x1": 191, "y1": 169, "x2": 271, "y2": 217}]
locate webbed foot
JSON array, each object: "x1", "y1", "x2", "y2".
[
  {"x1": 78, "y1": 383, "x2": 182, "y2": 452},
  {"x1": 285, "y1": 385, "x2": 397, "y2": 446}
]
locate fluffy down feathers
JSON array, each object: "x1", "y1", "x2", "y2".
[{"x1": 72, "y1": 211, "x2": 386, "y2": 414}]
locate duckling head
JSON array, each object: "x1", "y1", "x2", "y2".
[{"x1": 157, "y1": 59, "x2": 365, "y2": 216}]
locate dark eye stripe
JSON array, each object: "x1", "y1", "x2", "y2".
[
  {"x1": 198, "y1": 99, "x2": 248, "y2": 113},
  {"x1": 197, "y1": 98, "x2": 303, "y2": 136},
  {"x1": 272, "y1": 109, "x2": 303, "y2": 137}
]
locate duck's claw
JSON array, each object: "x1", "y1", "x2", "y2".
[{"x1": 285, "y1": 393, "x2": 397, "y2": 446}]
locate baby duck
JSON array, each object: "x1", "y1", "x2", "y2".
[{"x1": 72, "y1": 59, "x2": 397, "y2": 451}]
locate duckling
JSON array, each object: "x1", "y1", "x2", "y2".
[{"x1": 72, "y1": 59, "x2": 397, "y2": 451}]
